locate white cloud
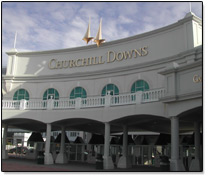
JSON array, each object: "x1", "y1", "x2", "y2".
[
  {"x1": 118, "y1": 15, "x2": 133, "y2": 24},
  {"x1": 1, "y1": 2, "x2": 202, "y2": 67}
]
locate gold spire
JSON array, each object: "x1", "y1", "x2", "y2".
[
  {"x1": 94, "y1": 18, "x2": 105, "y2": 47},
  {"x1": 82, "y1": 17, "x2": 94, "y2": 44}
]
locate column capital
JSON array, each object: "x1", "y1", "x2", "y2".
[
  {"x1": 60, "y1": 125, "x2": 66, "y2": 130},
  {"x1": 170, "y1": 116, "x2": 179, "y2": 120},
  {"x1": 122, "y1": 124, "x2": 127, "y2": 128}
]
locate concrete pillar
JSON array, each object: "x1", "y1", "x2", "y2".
[
  {"x1": 170, "y1": 116, "x2": 185, "y2": 171},
  {"x1": 2, "y1": 124, "x2": 8, "y2": 159},
  {"x1": 189, "y1": 120, "x2": 201, "y2": 171},
  {"x1": 85, "y1": 132, "x2": 92, "y2": 162},
  {"x1": 55, "y1": 126, "x2": 68, "y2": 164},
  {"x1": 148, "y1": 145, "x2": 152, "y2": 165},
  {"x1": 122, "y1": 125, "x2": 128, "y2": 156},
  {"x1": 117, "y1": 125, "x2": 132, "y2": 168},
  {"x1": 103, "y1": 122, "x2": 114, "y2": 169},
  {"x1": 81, "y1": 144, "x2": 85, "y2": 162},
  {"x1": 44, "y1": 123, "x2": 54, "y2": 164}
]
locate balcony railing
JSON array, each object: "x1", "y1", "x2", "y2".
[{"x1": 2, "y1": 88, "x2": 166, "y2": 110}]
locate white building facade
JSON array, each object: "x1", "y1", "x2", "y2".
[{"x1": 2, "y1": 12, "x2": 202, "y2": 171}]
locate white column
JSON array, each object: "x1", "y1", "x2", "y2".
[
  {"x1": 103, "y1": 122, "x2": 114, "y2": 169},
  {"x1": 171, "y1": 116, "x2": 179, "y2": 160},
  {"x1": 170, "y1": 116, "x2": 185, "y2": 171},
  {"x1": 86, "y1": 132, "x2": 92, "y2": 162},
  {"x1": 122, "y1": 125, "x2": 128, "y2": 157},
  {"x1": 55, "y1": 126, "x2": 68, "y2": 164},
  {"x1": 189, "y1": 120, "x2": 201, "y2": 171},
  {"x1": 2, "y1": 124, "x2": 8, "y2": 159},
  {"x1": 81, "y1": 144, "x2": 85, "y2": 162},
  {"x1": 194, "y1": 121, "x2": 200, "y2": 160},
  {"x1": 44, "y1": 123, "x2": 54, "y2": 164},
  {"x1": 148, "y1": 145, "x2": 152, "y2": 165},
  {"x1": 117, "y1": 125, "x2": 132, "y2": 168}
]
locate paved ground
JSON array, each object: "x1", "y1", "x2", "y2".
[{"x1": 2, "y1": 157, "x2": 166, "y2": 172}]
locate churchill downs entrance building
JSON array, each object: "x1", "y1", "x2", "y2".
[{"x1": 2, "y1": 12, "x2": 202, "y2": 171}]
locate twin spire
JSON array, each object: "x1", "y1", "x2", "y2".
[
  {"x1": 82, "y1": 18, "x2": 94, "y2": 44},
  {"x1": 82, "y1": 18, "x2": 105, "y2": 47}
]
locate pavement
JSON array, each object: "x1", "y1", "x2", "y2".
[{"x1": 2, "y1": 157, "x2": 165, "y2": 172}]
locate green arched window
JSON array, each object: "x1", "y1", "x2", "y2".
[
  {"x1": 43, "y1": 88, "x2": 59, "y2": 100},
  {"x1": 70, "y1": 87, "x2": 87, "y2": 99},
  {"x1": 131, "y1": 80, "x2": 149, "y2": 93},
  {"x1": 101, "y1": 84, "x2": 119, "y2": 96},
  {"x1": 13, "y1": 89, "x2": 29, "y2": 100}
]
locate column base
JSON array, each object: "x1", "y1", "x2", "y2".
[
  {"x1": 189, "y1": 159, "x2": 201, "y2": 171},
  {"x1": 2, "y1": 150, "x2": 8, "y2": 159},
  {"x1": 103, "y1": 156, "x2": 114, "y2": 169},
  {"x1": 170, "y1": 159, "x2": 186, "y2": 171},
  {"x1": 117, "y1": 156, "x2": 132, "y2": 169},
  {"x1": 44, "y1": 153, "x2": 54, "y2": 165},
  {"x1": 55, "y1": 153, "x2": 68, "y2": 164}
]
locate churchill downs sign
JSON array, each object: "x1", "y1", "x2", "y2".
[{"x1": 48, "y1": 46, "x2": 148, "y2": 69}]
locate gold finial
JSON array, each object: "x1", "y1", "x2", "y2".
[
  {"x1": 94, "y1": 18, "x2": 105, "y2": 47},
  {"x1": 82, "y1": 17, "x2": 94, "y2": 44}
]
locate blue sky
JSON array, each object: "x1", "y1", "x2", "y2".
[{"x1": 2, "y1": 1, "x2": 202, "y2": 67}]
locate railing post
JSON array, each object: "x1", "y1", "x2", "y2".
[
  {"x1": 105, "y1": 91, "x2": 111, "y2": 107},
  {"x1": 47, "y1": 96, "x2": 54, "y2": 110},
  {"x1": 20, "y1": 99, "x2": 27, "y2": 110},
  {"x1": 136, "y1": 91, "x2": 142, "y2": 104},
  {"x1": 75, "y1": 97, "x2": 81, "y2": 109}
]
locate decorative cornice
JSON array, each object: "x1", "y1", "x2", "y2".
[
  {"x1": 2, "y1": 45, "x2": 202, "y2": 82},
  {"x1": 160, "y1": 90, "x2": 202, "y2": 103},
  {"x1": 159, "y1": 57, "x2": 202, "y2": 75},
  {"x1": 6, "y1": 48, "x2": 18, "y2": 55}
]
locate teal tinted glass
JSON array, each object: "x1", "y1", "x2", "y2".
[
  {"x1": 114, "y1": 86, "x2": 119, "y2": 94},
  {"x1": 43, "y1": 88, "x2": 59, "y2": 100},
  {"x1": 131, "y1": 80, "x2": 149, "y2": 93},
  {"x1": 102, "y1": 88, "x2": 106, "y2": 96},
  {"x1": 13, "y1": 89, "x2": 29, "y2": 100},
  {"x1": 19, "y1": 89, "x2": 25, "y2": 95},
  {"x1": 101, "y1": 84, "x2": 119, "y2": 96},
  {"x1": 82, "y1": 89, "x2": 87, "y2": 98},
  {"x1": 70, "y1": 87, "x2": 87, "y2": 99},
  {"x1": 48, "y1": 88, "x2": 54, "y2": 94},
  {"x1": 75, "y1": 87, "x2": 81, "y2": 94}
]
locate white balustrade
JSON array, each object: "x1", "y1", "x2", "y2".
[
  {"x1": 142, "y1": 89, "x2": 166, "y2": 103},
  {"x1": 2, "y1": 100, "x2": 20, "y2": 109},
  {"x1": 111, "y1": 93, "x2": 136, "y2": 106},
  {"x1": 2, "y1": 88, "x2": 165, "y2": 110},
  {"x1": 81, "y1": 96, "x2": 105, "y2": 108},
  {"x1": 26, "y1": 100, "x2": 48, "y2": 110},
  {"x1": 53, "y1": 99, "x2": 75, "y2": 109}
]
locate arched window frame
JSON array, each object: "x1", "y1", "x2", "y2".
[
  {"x1": 43, "y1": 88, "x2": 59, "y2": 100},
  {"x1": 13, "y1": 89, "x2": 29, "y2": 100},
  {"x1": 131, "y1": 80, "x2": 150, "y2": 93},
  {"x1": 101, "y1": 84, "x2": 119, "y2": 96},
  {"x1": 70, "y1": 87, "x2": 87, "y2": 99}
]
